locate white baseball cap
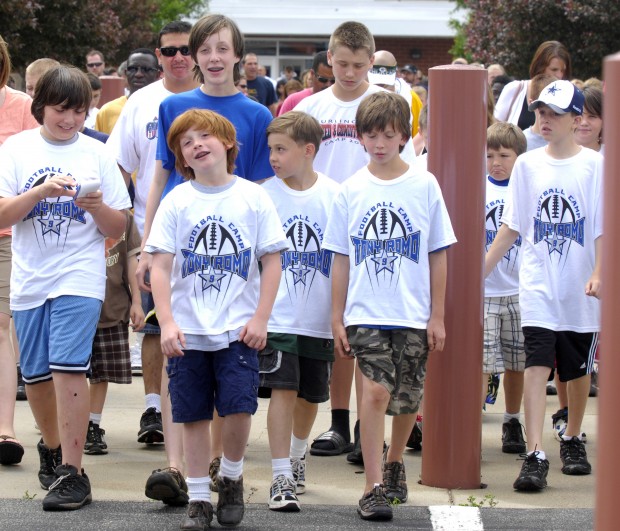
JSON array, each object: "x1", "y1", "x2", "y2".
[{"x1": 529, "y1": 80, "x2": 584, "y2": 115}]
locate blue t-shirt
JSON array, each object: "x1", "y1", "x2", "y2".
[
  {"x1": 247, "y1": 76, "x2": 277, "y2": 107},
  {"x1": 156, "y1": 88, "x2": 273, "y2": 198}
]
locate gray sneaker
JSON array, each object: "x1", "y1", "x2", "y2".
[
  {"x1": 268, "y1": 475, "x2": 300, "y2": 512},
  {"x1": 180, "y1": 500, "x2": 213, "y2": 530},
  {"x1": 291, "y1": 456, "x2": 306, "y2": 494},
  {"x1": 217, "y1": 476, "x2": 244, "y2": 526},
  {"x1": 42, "y1": 464, "x2": 92, "y2": 511}
]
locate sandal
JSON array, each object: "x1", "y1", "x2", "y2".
[
  {"x1": 309, "y1": 430, "x2": 353, "y2": 456},
  {"x1": 0, "y1": 435, "x2": 24, "y2": 465}
]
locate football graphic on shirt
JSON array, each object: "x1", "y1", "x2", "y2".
[
  {"x1": 281, "y1": 221, "x2": 326, "y2": 298},
  {"x1": 194, "y1": 222, "x2": 239, "y2": 257},
  {"x1": 364, "y1": 208, "x2": 408, "y2": 242}
]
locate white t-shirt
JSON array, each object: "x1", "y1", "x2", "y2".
[
  {"x1": 322, "y1": 166, "x2": 456, "y2": 328},
  {"x1": 294, "y1": 85, "x2": 416, "y2": 183},
  {"x1": 145, "y1": 178, "x2": 288, "y2": 336},
  {"x1": 485, "y1": 176, "x2": 520, "y2": 297},
  {"x1": 261, "y1": 173, "x2": 340, "y2": 339},
  {"x1": 107, "y1": 80, "x2": 171, "y2": 235},
  {"x1": 84, "y1": 107, "x2": 99, "y2": 130},
  {"x1": 502, "y1": 146, "x2": 603, "y2": 332},
  {"x1": 523, "y1": 127, "x2": 547, "y2": 152},
  {"x1": 0, "y1": 129, "x2": 131, "y2": 310}
]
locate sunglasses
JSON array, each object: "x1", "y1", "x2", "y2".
[
  {"x1": 314, "y1": 73, "x2": 335, "y2": 84},
  {"x1": 126, "y1": 65, "x2": 160, "y2": 75},
  {"x1": 86, "y1": 62, "x2": 103, "y2": 68},
  {"x1": 160, "y1": 46, "x2": 191, "y2": 57}
]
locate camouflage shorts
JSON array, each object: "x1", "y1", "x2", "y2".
[{"x1": 347, "y1": 326, "x2": 429, "y2": 416}]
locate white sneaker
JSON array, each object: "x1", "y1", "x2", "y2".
[
  {"x1": 291, "y1": 456, "x2": 306, "y2": 494},
  {"x1": 268, "y1": 475, "x2": 300, "y2": 512},
  {"x1": 130, "y1": 334, "x2": 143, "y2": 376}
]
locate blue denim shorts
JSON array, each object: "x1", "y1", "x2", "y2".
[
  {"x1": 14, "y1": 295, "x2": 102, "y2": 384},
  {"x1": 166, "y1": 341, "x2": 259, "y2": 423},
  {"x1": 139, "y1": 291, "x2": 160, "y2": 335}
]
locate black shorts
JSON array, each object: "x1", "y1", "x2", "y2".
[
  {"x1": 258, "y1": 348, "x2": 331, "y2": 403},
  {"x1": 523, "y1": 326, "x2": 598, "y2": 382}
]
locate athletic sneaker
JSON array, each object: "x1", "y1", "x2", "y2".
[
  {"x1": 406, "y1": 415, "x2": 423, "y2": 451},
  {"x1": 357, "y1": 485, "x2": 393, "y2": 521},
  {"x1": 560, "y1": 436, "x2": 592, "y2": 475},
  {"x1": 209, "y1": 456, "x2": 221, "y2": 492},
  {"x1": 552, "y1": 407, "x2": 587, "y2": 443},
  {"x1": 546, "y1": 380, "x2": 557, "y2": 395},
  {"x1": 37, "y1": 439, "x2": 63, "y2": 490},
  {"x1": 268, "y1": 474, "x2": 300, "y2": 512},
  {"x1": 513, "y1": 451, "x2": 549, "y2": 491},
  {"x1": 84, "y1": 421, "x2": 108, "y2": 455},
  {"x1": 502, "y1": 418, "x2": 526, "y2": 454},
  {"x1": 130, "y1": 340, "x2": 143, "y2": 377},
  {"x1": 291, "y1": 456, "x2": 306, "y2": 494},
  {"x1": 137, "y1": 407, "x2": 164, "y2": 444},
  {"x1": 180, "y1": 500, "x2": 213, "y2": 530},
  {"x1": 16, "y1": 366, "x2": 27, "y2": 401},
  {"x1": 42, "y1": 464, "x2": 92, "y2": 511},
  {"x1": 217, "y1": 476, "x2": 244, "y2": 526},
  {"x1": 383, "y1": 458, "x2": 408, "y2": 504},
  {"x1": 485, "y1": 374, "x2": 500, "y2": 405},
  {"x1": 145, "y1": 467, "x2": 189, "y2": 506}
]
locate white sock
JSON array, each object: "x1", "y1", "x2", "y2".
[
  {"x1": 504, "y1": 412, "x2": 520, "y2": 423},
  {"x1": 186, "y1": 476, "x2": 211, "y2": 502},
  {"x1": 89, "y1": 413, "x2": 102, "y2": 425},
  {"x1": 528, "y1": 450, "x2": 546, "y2": 461},
  {"x1": 290, "y1": 435, "x2": 308, "y2": 459},
  {"x1": 220, "y1": 456, "x2": 243, "y2": 480},
  {"x1": 272, "y1": 458, "x2": 294, "y2": 481},
  {"x1": 145, "y1": 393, "x2": 161, "y2": 412}
]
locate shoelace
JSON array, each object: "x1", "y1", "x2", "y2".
[
  {"x1": 271, "y1": 476, "x2": 295, "y2": 496},
  {"x1": 90, "y1": 426, "x2": 104, "y2": 444},
  {"x1": 384, "y1": 462, "x2": 404, "y2": 490},
  {"x1": 506, "y1": 420, "x2": 526, "y2": 440},
  {"x1": 517, "y1": 451, "x2": 546, "y2": 473},
  {"x1": 48, "y1": 471, "x2": 79, "y2": 493},
  {"x1": 291, "y1": 458, "x2": 305, "y2": 479},
  {"x1": 363, "y1": 486, "x2": 390, "y2": 508},
  {"x1": 562, "y1": 438, "x2": 586, "y2": 461}
]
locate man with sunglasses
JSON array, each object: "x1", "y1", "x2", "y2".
[
  {"x1": 107, "y1": 21, "x2": 198, "y2": 508},
  {"x1": 85, "y1": 50, "x2": 106, "y2": 77},
  {"x1": 277, "y1": 51, "x2": 334, "y2": 116},
  {"x1": 95, "y1": 48, "x2": 160, "y2": 135}
]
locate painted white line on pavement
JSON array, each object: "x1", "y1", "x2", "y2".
[{"x1": 429, "y1": 505, "x2": 484, "y2": 530}]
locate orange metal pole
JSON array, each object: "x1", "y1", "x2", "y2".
[
  {"x1": 421, "y1": 65, "x2": 486, "y2": 488},
  {"x1": 595, "y1": 51, "x2": 620, "y2": 531}
]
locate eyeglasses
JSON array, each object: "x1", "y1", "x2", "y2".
[
  {"x1": 86, "y1": 62, "x2": 103, "y2": 68},
  {"x1": 314, "y1": 73, "x2": 335, "y2": 84},
  {"x1": 160, "y1": 46, "x2": 191, "y2": 57},
  {"x1": 126, "y1": 65, "x2": 160, "y2": 75},
  {"x1": 238, "y1": 84, "x2": 248, "y2": 89}
]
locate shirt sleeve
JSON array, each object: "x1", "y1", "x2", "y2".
[{"x1": 322, "y1": 189, "x2": 350, "y2": 255}]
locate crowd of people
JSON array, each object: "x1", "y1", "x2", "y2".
[{"x1": 0, "y1": 11, "x2": 604, "y2": 530}]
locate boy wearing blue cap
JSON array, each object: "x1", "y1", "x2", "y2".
[{"x1": 485, "y1": 80, "x2": 602, "y2": 492}]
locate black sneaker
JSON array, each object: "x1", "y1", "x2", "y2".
[
  {"x1": 560, "y1": 436, "x2": 592, "y2": 475},
  {"x1": 42, "y1": 464, "x2": 92, "y2": 511},
  {"x1": 502, "y1": 418, "x2": 526, "y2": 454},
  {"x1": 16, "y1": 366, "x2": 27, "y2": 401},
  {"x1": 346, "y1": 420, "x2": 363, "y2": 465},
  {"x1": 137, "y1": 407, "x2": 164, "y2": 444},
  {"x1": 406, "y1": 415, "x2": 423, "y2": 451},
  {"x1": 357, "y1": 485, "x2": 393, "y2": 521},
  {"x1": 180, "y1": 500, "x2": 213, "y2": 530},
  {"x1": 217, "y1": 475, "x2": 244, "y2": 526},
  {"x1": 37, "y1": 439, "x2": 62, "y2": 490},
  {"x1": 513, "y1": 451, "x2": 549, "y2": 491},
  {"x1": 209, "y1": 456, "x2": 221, "y2": 493},
  {"x1": 84, "y1": 421, "x2": 108, "y2": 455},
  {"x1": 145, "y1": 467, "x2": 189, "y2": 506}
]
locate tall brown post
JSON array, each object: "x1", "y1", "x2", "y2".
[
  {"x1": 98, "y1": 76, "x2": 126, "y2": 107},
  {"x1": 595, "y1": 52, "x2": 620, "y2": 531},
  {"x1": 421, "y1": 65, "x2": 486, "y2": 488}
]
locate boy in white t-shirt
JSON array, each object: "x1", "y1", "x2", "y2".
[
  {"x1": 323, "y1": 91, "x2": 456, "y2": 521},
  {"x1": 485, "y1": 80, "x2": 602, "y2": 492},
  {"x1": 483, "y1": 122, "x2": 527, "y2": 453},
  {"x1": 0, "y1": 65, "x2": 131, "y2": 511},
  {"x1": 522, "y1": 73, "x2": 557, "y2": 152},
  {"x1": 260, "y1": 112, "x2": 340, "y2": 512},
  {"x1": 146, "y1": 109, "x2": 287, "y2": 529}
]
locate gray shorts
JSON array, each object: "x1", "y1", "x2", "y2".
[
  {"x1": 483, "y1": 295, "x2": 525, "y2": 373},
  {"x1": 347, "y1": 326, "x2": 428, "y2": 416}
]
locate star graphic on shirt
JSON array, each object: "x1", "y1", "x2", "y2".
[
  {"x1": 199, "y1": 267, "x2": 227, "y2": 292},
  {"x1": 38, "y1": 213, "x2": 65, "y2": 236},
  {"x1": 371, "y1": 249, "x2": 398, "y2": 273},
  {"x1": 290, "y1": 263, "x2": 311, "y2": 285},
  {"x1": 547, "y1": 237, "x2": 566, "y2": 256}
]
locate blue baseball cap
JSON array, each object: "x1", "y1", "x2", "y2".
[{"x1": 528, "y1": 80, "x2": 584, "y2": 115}]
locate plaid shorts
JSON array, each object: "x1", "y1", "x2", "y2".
[
  {"x1": 90, "y1": 322, "x2": 132, "y2": 384},
  {"x1": 483, "y1": 295, "x2": 525, "y2": 373},
  {"x1": 347, "y1": 326, "x2": 428, "y2": 416}
]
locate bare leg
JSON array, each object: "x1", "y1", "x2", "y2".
[
  {"x1": 0, "y1": 313, "x2": 17, "y2": 439},
  {"x1": 387, "y1": 413, "x2": 416, "y2": 463},
  {"x1": 523, "y1": 366, "x2": 552, "y2": 452},
  {"x1": 183, "y1": 420, "x2": 211, "y2": 478},
  {"x1": 330, "y1": 356, "x2": 354, "y2": 409},
  {"x1": 565, "y1": 374, "x2": 590, "y2": 438},
  {"x1": 142, "y1": 334, "x2": 163, "y2": 396},
  {"x1": 556, "y1": 374, "x2": 568, "y2": 409},
  {"x1": 221, "y1": 413, "x2": 251, "y2": 462},
  {"x1": 504, "y1": 369, "x2": 524, "y2": 414},
  {"x1": 53, "y1": 372, "x2": 89, "y2": 468},
  {"x1": 267, "y1": 389, "x2": 297, "y2": 459},
  {"x1": 26, "y1": 380, "x2": 60, "y2": 448},
  {"x1": 360, "y1": 376, "x2": 390, "y2": 492},
  {"x1": 89, "y1": 381, "x2": 108, "y2": 416},
  {"x1": 292, "y1": 398, "x2": 318, "y2": 440},
  {"x1": 211, "y1": 411, "x2": 223, "y2": 459}
]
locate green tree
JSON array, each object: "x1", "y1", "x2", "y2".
[{"x1": 450, "y1": 0, "x2": 620, "y2": 79}]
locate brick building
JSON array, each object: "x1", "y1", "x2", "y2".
[{"x1": 204, "y1": 0, "x2": 461, "y2": 79}]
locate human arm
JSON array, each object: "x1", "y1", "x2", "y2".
[
  {"x1": 331, "y1": 252, "x2": 352, "y2": 359},
  {"x1": 484, "y1": 225, "x2": 520, "y2": 278},
  {"x1": 585, "y1": 236, "x2": 602, "y2": 299},
  {"x1": 239, "y1": 251, "x2": 282, "y2": 351},
  {"x1": 128, "y1": 253, "x2": 145, "y2": 331},
  {"x1": 427, "y1": 249, "x2": 447, "y2": 352},
  {"x1": 137, "y1": 160, "x2": 170, "y2": 291},
  {"x1": 150, "y1": 251, "x2": 185, "y2": 357},
  {"x1": 76, "y1": 194, "x2": 127, "y2": 239},
  {"x1": 493, "y1": 80, "x2": 524, "y2": 122}
]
